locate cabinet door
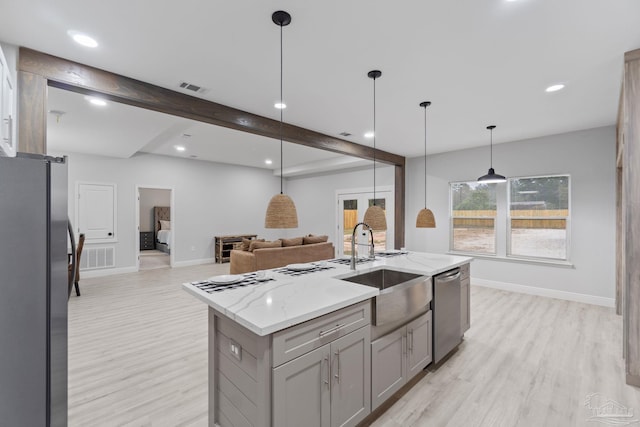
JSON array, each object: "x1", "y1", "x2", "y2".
[
  {"x1": 461, "y1": 278, "x2": 470, "y2": 333},
  {"x1": 330, "y1": 327, "x2": 370, "y2": 427},
  {"x1": 273, "y1": 345, "x2": 331, "y2": 427},
  {"x1": 371, "y1": 327, "x2": 406, "y2": 410},
  {"x1": 407, "y1": 311, "x2": 432, "y2": 379}
]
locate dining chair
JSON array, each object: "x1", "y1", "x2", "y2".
[{"x1": 68, "y1": 233, "x2": 85, "y2": 296}]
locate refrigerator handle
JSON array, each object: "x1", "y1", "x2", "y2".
[{"x1": 68, "y1": 219, "x2": 77, "y2": 299}]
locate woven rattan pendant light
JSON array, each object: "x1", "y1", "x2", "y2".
[
  {"x1": 477, "y1": 125, "x2": 506, "y2": 183},
  {"x1": 416, "y1": 101, "x2": 436, "y2": 228},
  {"x1": 265, "y1": 10, "x2": 298, "y2": 229},
  {"x1": 362, "y1": 70, "x2": 388, "y2": 231}
]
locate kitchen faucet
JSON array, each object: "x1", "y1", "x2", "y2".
[{"x1": 351, "y1": 222, "x2": 375, "y2": 270}]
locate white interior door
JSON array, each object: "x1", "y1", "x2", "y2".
[
  {"x1": 337, "y1": 189, "x2": 394, "y2": 257},
  {"x1": 78, "y1": 183, "x2": 116, "y2": 241}
]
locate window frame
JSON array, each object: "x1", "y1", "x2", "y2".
[
  {"x1": 449, "y1": 181, "x2": 498, "y2": 256},
  {"x1": 506, "y1": 174, "x2": 571, "y2": 262}
]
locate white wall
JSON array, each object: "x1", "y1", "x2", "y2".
[
  {"x1": 139, "y1": 188, "x2": 170, "y2": 232},
  {"x1": 405, "y1": 126, "x2": 616, "y2": 305},
  {"x1": 286, "y1": 165, "x2": 395, "y2": 242},
  {"x1": 56, "y1": 151, "x2": 283, "y2": 271}
]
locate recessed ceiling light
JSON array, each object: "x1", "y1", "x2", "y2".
[
  {"x1": 274, "y1": 102, "x2": 286, "y2": 109},
  {"x1": 85, "y1": 96, "x2": 107, "y2": 107},
  {"x1": 265, "y1": 159, "x2": 273, "y2": 165},
  {"x1": 364, "y1": 131, "x2": 374, "y2": 138},
  {"x1": 175, "y1": 145, "x2": 186, "y2": 152},
  {"x1": 545, "y1": 84, "x2": 565, "y2": 93},
  {"x1": 67, "y1": 30, "x2": 98, "y2": 48}
]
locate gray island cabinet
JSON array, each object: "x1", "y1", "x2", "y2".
[
  {"x1": 211, "y1": 300, "x2": 371, "y2": 427},
  {"x1": 371, "y1": 310, "x2": 432, "y2": 410},
  {"x1": 183, "y1": 252, "x2": 472, "y2": 427}
]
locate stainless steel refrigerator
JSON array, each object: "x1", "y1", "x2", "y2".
[{"x1": 0, "y1": 153, "x2": 70, "y2": 426}]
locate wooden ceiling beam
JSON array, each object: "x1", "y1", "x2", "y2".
[{"x1": 18, "y1": 48, "x2": 405, "y2": 166}]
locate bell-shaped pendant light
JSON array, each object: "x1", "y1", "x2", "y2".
[
  {"x1": 477, "y1": 125, "x2": 506, "y2": 183},
  {"x1": 363, "y1": 70, "x2": 387, "y2": 231},
  {"x1": 416, "y1": 101, "x2": 436, "y2": 228},
  {"x1": 265, "y1": 10, "x2": 298, "y2": 228}
]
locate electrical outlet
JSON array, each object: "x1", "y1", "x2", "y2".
[
  {"x1": 191, "y1": 245, "x2": 195, "y2": 251},
  {"x1": 229, "y1": 340, "x2": 242, "y2": 361}
]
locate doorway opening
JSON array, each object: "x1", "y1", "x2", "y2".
[
  {"x1": 336, "y1": 186, "x2": 394, "y2": 257},
  {"x1": 136, "y1": 186, "x2": 174, "y2": 270}
]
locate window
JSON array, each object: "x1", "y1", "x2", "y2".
[
  {"x1": 337, "y1": 190, "x2": 394, "y2": 257},
  {"x1": 508, "y1": 175, "x2": 570, "y2": 260},
  {"x1": 449, "y1": 175, "x2": 571, "y2": 262},
  {"x1": 450, "y1": 182, "x2": 497, "y2": 254}
]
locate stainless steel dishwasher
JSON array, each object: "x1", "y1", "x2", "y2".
[{"x1": 433, "y1": 267, "x2": 462, "y2": 364}]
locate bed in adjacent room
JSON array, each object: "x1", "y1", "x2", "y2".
[{"x1": 154, "y1": 206, "x2": 171, "y2": 254}]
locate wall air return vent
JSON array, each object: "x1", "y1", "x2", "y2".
[
  {"x1": 81, "y1": 246, "x2": 116, "y2": 270},
  {"x1": 178, "y1": 81, "x2": 209, "y2": 94}
]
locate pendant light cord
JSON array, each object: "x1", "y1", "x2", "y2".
[
  {"x1": 279, "y1": 22, "x2": 284, "y2": 195},
  {"x1": 489, "y1": 127, "x2": 493, "y2": 170},
  {"x1": 373, "y1": 75, "x2": 377, "y2": 205},
  {"x1": 423, "y1": 105, "x2": 427, "y2": 209}
]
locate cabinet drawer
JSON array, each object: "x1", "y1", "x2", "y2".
[
  {"x1": 140, "y1": 232, "x2": 155, "y2": 250},
  {"x1": 272, "y1": 300, "x2": 371, "y2": 367},
  {"x1": 460, "y1": 263, "x2": 470, "y2": 280}
]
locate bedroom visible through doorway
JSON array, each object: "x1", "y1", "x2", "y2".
[{"x1": 137, "y1": 187, "x2": 173, "y2": 270}]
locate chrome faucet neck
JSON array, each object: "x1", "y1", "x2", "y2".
[{"x1": 350, "y1": 222, "x2": 375, "y2": 270}]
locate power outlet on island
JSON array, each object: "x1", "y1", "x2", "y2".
[{"x1": 229, "y1": 340, "x2": 242, "y2": 361}]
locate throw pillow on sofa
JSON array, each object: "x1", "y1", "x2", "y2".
[
  {"x1": 249, "y1": 240, "x2": 283, "y2": 252},
  {"x1": 242, "y1": 238, "x2": 264, "y2": 251},
  {"x1": 280, "y1": 237, "x2": 304, "y2": 247},
  {"x1": 303, "y1": 234, "x2": 329, "y2": 244}
]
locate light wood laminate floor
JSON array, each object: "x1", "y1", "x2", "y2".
[{"x1": 69, "y1": 265, "x2": 640, "y2": 426}]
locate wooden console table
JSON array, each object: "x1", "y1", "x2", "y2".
[{"x1": 214, "y1": 234, "x2": 257, "y2": 264}]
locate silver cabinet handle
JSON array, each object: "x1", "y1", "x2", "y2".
[
  {"x1": 321, "y1": 356, "x2": 329, "y2": 388},
  {"x1": 409, "y1": 329, "x2": 414, "y2": 352},
  {"x1": 319, "y1": 323, "x2": 344, "y2": 337},
  {"x1": 2, "y1": 115, "x2": 12, "y2": 145},
  {"x1": 402, "y1": 334, "x2": 407, "y2": 356},
  {"x1": 334, "y1": 349, "x2": 340, "y2": 384}
]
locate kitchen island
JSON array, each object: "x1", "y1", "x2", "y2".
[{"x1": 183, "y1": 252, "x2": 472, "y2": 427}]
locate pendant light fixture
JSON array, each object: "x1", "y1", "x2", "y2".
[
  {"x1": 477, "y1": 125, "x2": 506, "y2": 183},
  {"x1": 416, "y1": 101, "x2": 436, "y2": 228},
  {"x1": 362, "y1": 70, "x2": 388, "y2": 231},
  {"x1": 265, "y1": 10, "x2": 298, "y2": 229}
]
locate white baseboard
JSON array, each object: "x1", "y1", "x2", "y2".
[
  {"x1": 80, "y1": 258, "x2": 216, "y2": 278},
  {"x1": 472, "y1": 278, "x2": 615, "y2": 308},
  {"x1": 82, "y1": 266, "x2": 138, "y2": 278},
  {"x1": 172, "y1": 258, "x2": 215, "y2": 268}
]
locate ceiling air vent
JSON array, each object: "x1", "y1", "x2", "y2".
[
  {"x1": 178, "y1": 82, "x2": 209, "y2": 94},
  {"x1": 339, "y1": 132, "x2": 352, "y2": 137}
]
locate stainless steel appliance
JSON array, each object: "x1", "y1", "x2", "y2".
[
  {"x1": 0, "y1": 153, "x2": 70, "y2": 426},
  {"x1": 433, "y1": 267, "x2": 462, "y2": 364}
]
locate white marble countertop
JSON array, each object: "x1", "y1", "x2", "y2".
[{"x1": 182, "y1": 251, "x2": 472, "y2": 336}]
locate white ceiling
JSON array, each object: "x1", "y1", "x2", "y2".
[
  {"x1": 46, "y1": 87, "x2": 364, "y2": 173},
  {"x1": 1, "y1": 0, "x2": 640, "y2": 162}
]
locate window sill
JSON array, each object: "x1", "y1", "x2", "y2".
[{"x1": 447, "y1": 251, "x2": 575, "y2": 268}]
